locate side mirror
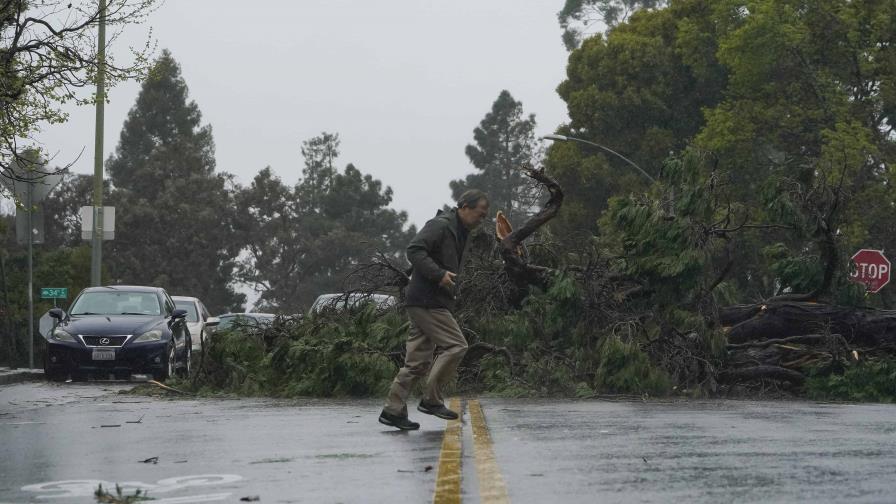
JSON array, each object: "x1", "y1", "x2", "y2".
[
  {"x1": 171, "y1": 309, "x2": 188, "y2": 319},
  {"x1": 205, "y1": 316, "x2": 220, "y2": 327},
  {"x1": 49, "y1": 308, "x2": 65, "y2": 320}
]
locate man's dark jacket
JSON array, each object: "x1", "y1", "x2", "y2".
[{"x1": 405, "y1": 208, "x2": 468, "y2": 311}]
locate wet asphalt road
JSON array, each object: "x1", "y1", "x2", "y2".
[
  {"x1": 484, "y1": 399, "x2": 896, "y2": 503},
  {"x1": 1, "y1": 382, "x2": 896, "y2": 503}
]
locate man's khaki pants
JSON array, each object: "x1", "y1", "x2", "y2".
[{"x1": 384, "y1": 307, "x2": 468, "y2": 416}]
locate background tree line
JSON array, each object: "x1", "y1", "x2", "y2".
[
  {"x1": 3, "y1": 0, "x2": 895, "y2": 400},
  {"x1": 0, "y1": 50, "x2": 419, "y2": 365}
]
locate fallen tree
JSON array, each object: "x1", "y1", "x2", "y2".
[
  {"x1": 724, "y1": 302, "x2": 896, "y2": 347},
  {"x1": 718, "y1": 301, "x2": 896, "y2": 389}
]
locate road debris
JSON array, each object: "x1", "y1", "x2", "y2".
[
  {"x1": 239, "y1": 497, "x2": 260, "y2": 502},
  {"x1": 250, "y1": 457, "x2": 293, "y2": 464},
  {"x1": 93, "y1": 483, "x2": 152, "y2": 503},
  {"x1": 139, "y1": 457, "x2": 158, "y2": 464},
  {"x1": 147, "y1": 380, "x2": 193, "y2": 395},
  {"x1": 126, "y1": 414, "x2": 145, "y2": 424}
]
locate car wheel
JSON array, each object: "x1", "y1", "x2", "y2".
[
  {"x1": 153, "y1": 342, "x2": 176, "y2": 382},
  {"x1": 45, "y1": 369, "x2": 67, "y2": 382},
  {"x1": 43, "y1": 354, "x2": 66, "y2": 382}
]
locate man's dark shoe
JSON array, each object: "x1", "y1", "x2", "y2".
[
  {"x1": 417, "y1": 401, "x2": 459, "y2": 420},
  {"x1": 379, "y1": 410, "x2": 420, "y2": 430}
]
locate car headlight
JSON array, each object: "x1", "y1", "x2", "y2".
[
  {"x1": 133, "y1": 329, "x2": 162, "y2": 343},
  {"x1": 51, "y1": 328, "x2": 75, "y2": 342}
]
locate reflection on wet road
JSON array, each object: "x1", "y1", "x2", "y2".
[
  {"x1": 0, "y1": 382, "x2": 443, "y2": 503},
  {"x1": 2, "y1": 382, "x2": 896, "y2": 503}
]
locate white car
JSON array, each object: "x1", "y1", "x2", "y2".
[{"x1": 172, "y1": 296, "x2": 220, "y2": 352}]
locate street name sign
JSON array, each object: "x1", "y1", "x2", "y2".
[{"x1": 40, "y1": 288, "x2": 68, "y2": 299}]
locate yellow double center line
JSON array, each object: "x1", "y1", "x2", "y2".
[
  {"x1": 433, "y1": 397, "x2": 463, "y2": 504},
  {"x1": 432, "y1": 398, "x2": 509, "y2": 503}
]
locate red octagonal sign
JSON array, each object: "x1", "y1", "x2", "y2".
[{"x1": 850, "y1": 249, "x2": 891, "y2": 293}]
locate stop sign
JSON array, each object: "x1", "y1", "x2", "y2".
[{"x1": 850, "y1": 249, "x2": 891, "y2": 293}]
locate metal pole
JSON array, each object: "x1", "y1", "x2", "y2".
[
  {"x1": 90, "y1": 0, "x2": 107, "y2": 287},
  {"x1": 0, "y1": 253, "x2": 15, "y2": 366},
  {"x1": 542, "y1": 134, "x2": 655, "y2": 184},
  {"x1": 27, "y1": 180, "x2": 33, "y2": 369}
]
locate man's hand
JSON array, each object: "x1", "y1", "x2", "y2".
[{"x1": 439, "y1": 271, "x2": 457, "y2": 289}]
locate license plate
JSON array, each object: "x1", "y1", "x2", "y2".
[{"x1": 92, "y1": 349, "x2": 116, "y2": 361}]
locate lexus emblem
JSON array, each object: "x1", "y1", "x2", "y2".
[{"x1": 100, "y1": 338, "x2": 110, "y2": 346}]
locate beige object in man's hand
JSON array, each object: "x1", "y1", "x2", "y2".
[{"x1": 440, "y1": 271, "x2": 457, "y2": 289}]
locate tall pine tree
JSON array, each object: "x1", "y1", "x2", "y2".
[
  {"x1": 236, "y1": 133, "x2": 415, "y2": 312},
  {"x1": 451, "y1": 90, "x2": 539, "y2": 224},
  {"x1": 105, "y1": 50, "x2": 244, "y2": 313}
]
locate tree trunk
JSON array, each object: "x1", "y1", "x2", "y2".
[
  {"x1": 498, "y1": 166, "x2": 564, "y2": 292},
  {"x1": 726, "y1": 302, "x2": 896, "y2": 347},
  {"x1": 719, "y1": 301, "x2": 896, "y2": 388}
]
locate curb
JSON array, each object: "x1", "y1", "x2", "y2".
[{"x1": 0, "y1": 369, "x2": 44, "y2": 386}]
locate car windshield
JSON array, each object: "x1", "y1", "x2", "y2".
[
  {"x1": 70, "y1": 291, "x2": 161, "y2": 316},
  {"x1": 174, "y1": 300, "x2": 199, "y2": 322}
]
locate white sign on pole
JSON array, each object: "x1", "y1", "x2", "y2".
[
  {"x1": 80, "y1": 206, "x2": 115, "y2": 240},
  {"x1": 15, "y1": 208, "x2": 44, "y2": 244},
  {"x1": 0, "y1": 163, "x2": 63, "y2": 204}
]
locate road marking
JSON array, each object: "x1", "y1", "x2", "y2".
[
  {"x1": 433, "y1": 397, "x2": 462, "y2": 504},
  {"x1": 469, "y1": 399, "x2": 509, "y2": 503},
  {"x1": 21, "y1": 474, "x2": 243, "y2": 499}
]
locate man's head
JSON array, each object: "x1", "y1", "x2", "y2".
[{"x1": 456, "y1": 189, "x2": 489, "y2": 229}]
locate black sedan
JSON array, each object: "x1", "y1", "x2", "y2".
[{"x1": 44, "y1": 285, "x2": 191, "y2": 381}]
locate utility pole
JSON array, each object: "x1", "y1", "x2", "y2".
[
  {"x1": 26, "y1": 181, "x2": 33, "y2": 369},
  {"x1": 90, "y1": 0, "x2": 107, "y2": 287}
]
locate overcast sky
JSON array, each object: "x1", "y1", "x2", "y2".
[{"x1": 34, "y1": 0, "x2": 571, "y2": 229}]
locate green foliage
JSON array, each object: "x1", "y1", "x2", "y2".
[
  {"x1": 551, "y1": 0, "x2": 896, "y2": 309},
  {"x1": 600, "y1": 150, "x2": 730, "y2": 306},
  {"x1": 806, "y1": 359, "x2": 896, "y2": 403},
  {"x1": 466, "y1": 271, "x2": 672, "y2": 396},
  {"x1": 195, "y1": 306, "x2": 408, "y2": 397},
  {"x1": 548, "y1": 0, "x2": 726, "y2": 241},
  {"x1": 593, "y1": 336, "x2": 671, "y2": 395}
]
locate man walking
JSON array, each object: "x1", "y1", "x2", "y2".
[{"x1": 379, "y1": 190, "x2": 490, "y2": 430}]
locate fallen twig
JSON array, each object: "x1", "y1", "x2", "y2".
[{"x1": 147, "y1": 380, "x2": 194, "y2": 396}]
